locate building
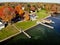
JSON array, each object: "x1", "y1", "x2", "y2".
[{"x1": 0, "y1": 22, "x2": 5, "y2": 30}]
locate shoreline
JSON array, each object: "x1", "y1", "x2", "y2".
[
  {"x1": 0, "y1": 23, "x2": 38, "y2": 42},
  {"x1": 0, "y1": 13, "x2": 50, "y2": 42}
]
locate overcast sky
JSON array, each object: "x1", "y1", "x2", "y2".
[{"x1": 0, "y1": 0, "x2": 60, "y2": 3}]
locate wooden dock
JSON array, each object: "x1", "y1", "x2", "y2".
[
  {"x1": 12, "y1": 24, "x2": 31, "y2": 38},
  {"x1": 36, "y1": 21, "x2": 54, "y2": 29}
]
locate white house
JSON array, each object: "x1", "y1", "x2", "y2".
[
  {"x1": 22, "y1": 7, "x2": 25, "y2": 10},
  {"x1": 0, "y1": 22, "x2": 5, "y2": 30}
]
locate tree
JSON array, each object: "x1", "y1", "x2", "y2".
[
  {"x1": 30, "y1": 5, "x2": 36, "y2": 12},
  {"x1": 24, "y1": 4, "x2": 30, "y2": 13},
  {"x1": 0, "y1": 5, "x2": 16, "y2": 24},
  {"x1": 44, "y1": 4, "x2": 51, "y2": 11},
  {"x1": 50, "y1": 4, "x2": 57, "y2": 13},
  {"x1": 15, "y1": 4, "x2": 24, "y2": 19},
  {"x1": 23, "y1": 11, "x2": 30, "y2": 21}
]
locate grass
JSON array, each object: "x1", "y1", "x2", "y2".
[
  {"x1": 0, "y1": 25, "x2": 19, "y2": 40},
  {"x1": 36, "y1": 10, "x2": 48, "y2": 19},
  {"x1": 15, "y1": 20, "x2": 36, "y2": 30},
  {"x1": 0, "y1": 9, "x2": 48, "y2": 41}
]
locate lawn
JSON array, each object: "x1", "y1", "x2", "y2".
[
  {"x1": 36, "y1": 10, "x2": 48, "y2": 19},
  {"x1": 0, "y1": 25, "x2": 19, "y2": 40},
  {"x1": 0, "y1": 9, "x2": 48, "y2": 41},
  {"x1": 14, "y1": 20, "x2": 36, "y2": 30}
]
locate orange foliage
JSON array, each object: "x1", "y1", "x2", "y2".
[
  {"x1": 0, "y1": 6, "x2": 15, "y2": 22},
  {"x1": 19, "y1": 9, "x2": 24, "y2": 15},
  {"x1": 24, "y1": 11, "x2": 30, "y2": 21},
  {"x1": 0, "y1": 6, "x2": 5, "y2": 18},
  {"x1": 15, "y1": 4, "x2": 24, "y2": 16},
  {"x1": 51, "y1": 5, "x2": 57, "y2": 12}
]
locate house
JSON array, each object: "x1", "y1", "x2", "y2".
[{"x1": 0, "y1": 22, "x2": 5, "y2": 30}]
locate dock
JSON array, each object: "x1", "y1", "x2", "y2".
[
  {"x1": 12, "y1": 24, "x2": 31, "y2": 38},
  {"x1": 22, "y1": 30, "x2": 31, "y2": 38},
  {"x1": 36, "y1": 21, "x2": 54, "y2": 29},
  {"x1": 42, "y1": 19, "x2": 55, "y2": 24}
]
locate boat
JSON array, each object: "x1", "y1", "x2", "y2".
[{"x1": 42, "y1": 19, "x2": 55, "y2": 24}]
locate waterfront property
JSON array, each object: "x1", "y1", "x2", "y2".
[
  {"x1": 1, "y1": 13, "x2": 60, "y2": 45},
  {"x1": 0, "y1": 3, "x2": 60, "y2": 45},
  {"x1": 1, "y1": 24, "x2": 60, "y2": 45},
  {"x1": 0, "y1": 10, "x2": 48, "y2": 42},
  {"x1": 1, "y1": 10, "x2": 60, "y2": 45}
]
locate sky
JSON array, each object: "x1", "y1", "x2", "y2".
[{"x1": 0, "y1": 0, "x2": 60, "y2": 3}]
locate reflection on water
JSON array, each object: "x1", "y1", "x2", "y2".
[{"x1": 1, "y1": 24, "x2": 60, "y2": 45}]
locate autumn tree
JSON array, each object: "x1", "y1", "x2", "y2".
[
  {"x1": 24, "y1": 4, "x2": 30, "y2": 12},
  {"x1": 23, "y1": 11, "x2": 30, "y2": 21},
  {"x1": 44, "y1": 4, "x2": 51, "y2": 11},
  {"x1": 30, "y1": 5, "x2": 36, "y2": 12},
  {"x1": 50, "y1": 4, "x2": 57, "y2": 13},
  {"x1": 0, "y1": 5, "x2": 16, "y2": 24},
  {"x1": 15, "y1": 4, "x2": 24, "y2": 19}
]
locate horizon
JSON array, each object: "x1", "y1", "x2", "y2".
[{"x1": 0, "y1": 0, "x2": 60, "y2": 4}]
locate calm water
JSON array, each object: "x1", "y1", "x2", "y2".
[
  {"x1": 47, "y1": 14, "x2": 60, "y2": 33},
  {"x1": 1, "y1": 14, "x2": 60, "y2": 45},
  {"x1": 0, "y1": 24, "x2": 60, "y2": 45}
]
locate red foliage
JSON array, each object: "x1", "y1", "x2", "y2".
[{"x1": 0, "y1": 6, "x2": 15, "y2": 22}]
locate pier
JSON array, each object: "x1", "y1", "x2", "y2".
[
  {"x1": 36, "y1": 21, "x2": 54, "y2": 29},
  {"x1": 12, "y1": 24, "x2": 31, "y2": 38}
]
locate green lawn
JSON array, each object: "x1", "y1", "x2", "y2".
[
  {"x1": 36, "y1": 10, "x2": 48, "y2": 19},
  {"x1": 14, "y1": 21, "x2": 36, "y2": 30},
  {"x1": 0, "y1": 25, "x2": 19, "y2": 40},
  {"x1": 0, "y1": 10, "x2": 48, "y2": 41}
]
